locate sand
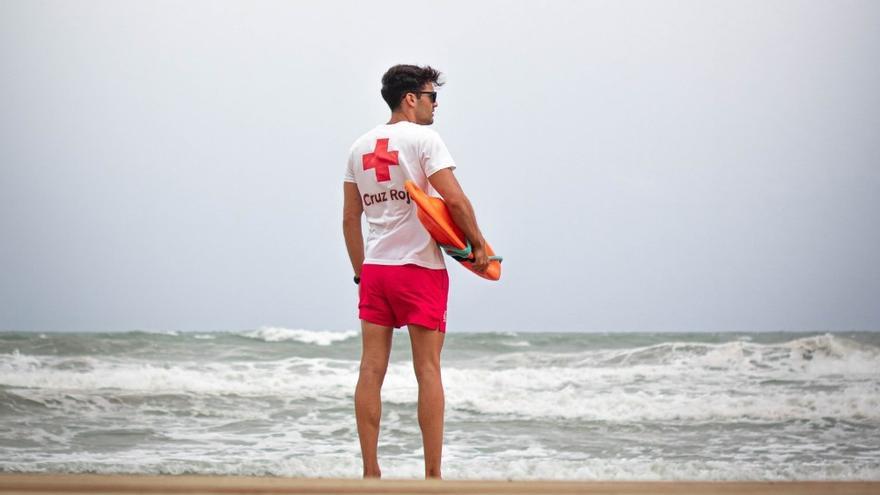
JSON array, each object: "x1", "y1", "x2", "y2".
[{"x1": 1, "y1": 474, "x2": 878, "y2": 495}]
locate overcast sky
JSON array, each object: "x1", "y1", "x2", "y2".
[{"x1": 1, "y1": 0, "x2": 878, "y2": 333}]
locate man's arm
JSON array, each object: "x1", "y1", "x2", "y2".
[
  {"x1": 428, "y1": 168, "x2": 489, "y2": 272},
  {"x1": 343, "y1": 182, "x2": 365, "y2": 278}
]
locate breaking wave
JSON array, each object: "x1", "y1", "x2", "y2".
[{"x1": 236, "y1": 327, "x2": 358, "y2": 346}]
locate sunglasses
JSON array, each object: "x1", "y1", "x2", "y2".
[{"x1": 413, "y1": 91, "x2": 437, "y2": 103}]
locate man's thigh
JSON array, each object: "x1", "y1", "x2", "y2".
[
  {"x1": 360, "y1": 321, "x2": 394, "y2": 376},
  {"x1": 408, "y1": 324, "x2": 444, "y2": 373}
]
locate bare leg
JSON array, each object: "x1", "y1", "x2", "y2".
[
  {"x1": 408, "y1": 324, "x2": 445, "y2": 479},
  {"x1": 355, "y1": 321, "x2": 393, "y2": 478}
]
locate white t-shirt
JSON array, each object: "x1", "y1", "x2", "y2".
[{"x1": 345, "y1": 121, "x2": 456, "y2": 269}]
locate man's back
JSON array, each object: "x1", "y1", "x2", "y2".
[{"x1": 345, "y1": 121, "x2": 455, "y2": 269}]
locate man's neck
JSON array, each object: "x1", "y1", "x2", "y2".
[{"x1": 387, "y1": 110, "x2": 416, "y2": 125}]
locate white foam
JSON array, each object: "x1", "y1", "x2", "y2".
[
  {"x1": 445, "y1": 364, "x2": 880, "y2": 421},
  {"x1": 1, "y1": 453, "x2": 877, "y2": 481},
  {"x1": 0, "y1": 351, "x2": 358, "y2": 398},
  {"x1": 2, "y1": 333, "x2": 878, "y2": 423},
  {"x1": 486, "y1": 334, "x2": 879, "y2": 378},
  {"x1": 238, "y1": 327, "x2": 357, "y2": 346},
  {"x1": 501, "y1": 340, "x2": 531, "y2": 347},
  {"x1": 138, "y1": 329, "x2": 180, "y2": 337},
  {"x1": 438, "y1": 335, "x2": 880, "y2": 422}
]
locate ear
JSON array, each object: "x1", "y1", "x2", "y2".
[{"x1": 404, "y1": 92, "x2": 416, "y2": 108}]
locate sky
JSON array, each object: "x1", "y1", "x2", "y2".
[{"x1": 1, "y1": 0, "x2": 878, "y2": 333}]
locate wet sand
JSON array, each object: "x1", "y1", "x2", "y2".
[{"x1": 1, "y1": 474, "x2": 878, "y2": 495}]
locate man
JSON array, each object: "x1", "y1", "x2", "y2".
[{"x1": 342, "y1": 64, "x2": 488, "y2": 479}]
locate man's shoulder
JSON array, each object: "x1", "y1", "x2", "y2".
[
  {"x1": 350, "y1": 123, "x2": 444, "y2": 153},
  {"x1": 388, "y1": 123, "x2": 446, "y2": 146}
]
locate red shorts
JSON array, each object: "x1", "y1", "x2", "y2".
[{"x1": 358, "y1": 264, "x2": 449, "y2": 332}]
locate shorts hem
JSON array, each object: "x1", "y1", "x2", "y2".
[
  {"x1": 359, "y1": 316, "x2": 446, "y2": 333},
  {"x1": 359, "y1": 314, "x2": 396, "y2": 329},
  {"x1": 404, "y1": 318, "x2": 446, "y2": 333}
]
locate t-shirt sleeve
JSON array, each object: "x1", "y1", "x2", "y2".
[
  {"x1": 344, "y1": 149, "x2": 356, "y2": 183},
  {"x1": 421, "y1": 130, "x2": 456, "y2": 177}
]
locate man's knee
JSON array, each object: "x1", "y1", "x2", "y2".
[
  {"x1": 359, "y1": 359, "x2": 388, "y2": 384},
  {"x1": 413, "y1": 360, "x2": 441, "y2": 384}
]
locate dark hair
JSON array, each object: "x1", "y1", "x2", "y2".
[{"x1": 380, "y1": 64, "x2": 444, "y2": 110}]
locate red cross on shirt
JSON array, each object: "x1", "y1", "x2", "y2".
[{"x1": 362, "y1": 138, "x2": 398, "y2": 182}]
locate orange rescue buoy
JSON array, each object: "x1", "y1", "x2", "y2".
[{"x1": 405, "y1": 180, "x2": 502, "y2": 281}]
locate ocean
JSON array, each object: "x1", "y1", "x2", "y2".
[{"x1": 0, "y1": 329, "x2": 878, "y2": 480}]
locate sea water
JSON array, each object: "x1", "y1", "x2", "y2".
[{"x1": 1, "y1": 329, "x2": 878, "y2": 480}]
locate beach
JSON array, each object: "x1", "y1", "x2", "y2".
[{"x1": 1, "y1": 474, "x2": 879, "y2": 495}]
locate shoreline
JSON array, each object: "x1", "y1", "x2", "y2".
[{"x1": 1, "y1": 474, "x2": 878, "y2": 495}]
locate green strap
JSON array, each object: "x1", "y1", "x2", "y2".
[
  {"x1": 439, "y1": 240, "x2": 503, "y2": 263},
  {"x1": 440, "y1": 242, "x2": 471, "y2": 260}
]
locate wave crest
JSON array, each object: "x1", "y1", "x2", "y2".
[{"x1": 237, "y1": 327, "x2": 357, "y2": 346}]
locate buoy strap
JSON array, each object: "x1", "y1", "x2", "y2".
[{"x1": 439, "y1": 240, "x2": 503, "y2": 263}]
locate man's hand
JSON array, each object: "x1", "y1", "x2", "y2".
[{"x1": 471, "y1": 244, "x2": 489, "y2": 273}]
